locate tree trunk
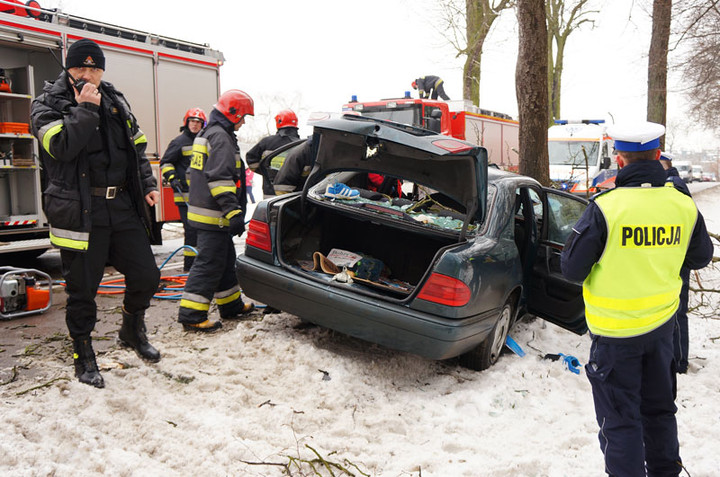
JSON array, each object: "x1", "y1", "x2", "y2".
[
  {"x1": 517, "y1": 0, "x2": 550, "y2": 185},
  {"x1": 647, "y1": 0, "x2": 672, "y2": 150},
  {"x1": 551, "y1": 34, "x2": 566, "y2": 123},
  {"x1": 463, "y1": 1, "x2": 503, "y2": 106}
]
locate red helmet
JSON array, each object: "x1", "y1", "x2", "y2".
[
  {"x1": 183, "y1": 107, "x2": 207, "y2": 127},
  {"x1": 215, "y1": 89, "x2": 254, "y2": 124},
  {"x1": 275, "y1": 109, "x2": 298, "y2": 129},
  {"x1": 411, "y1": 81, "x2": 417, "y2": 89}
]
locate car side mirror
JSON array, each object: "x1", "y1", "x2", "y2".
[{"x1": 601, "y1": 156, "x2": 611, "y2": 169}]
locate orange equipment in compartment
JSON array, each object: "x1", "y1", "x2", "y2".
[{"x1": 0, "y1": 267, "x2": 52, "y2": 319}]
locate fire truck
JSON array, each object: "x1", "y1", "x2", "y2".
[
  {"x1": 342, "y1": 94, "x2": 520, "y2": 171},
  {"x1": 0, "y1": 0, "x2": 223, "y2": 258}
]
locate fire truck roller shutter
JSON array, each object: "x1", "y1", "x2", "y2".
[
  {"x1": 156, "y1": 57, "x2": 219, "y2": 156},
  {"x1": 100, "y1": 47, "x2": 157, "y2": 155}
]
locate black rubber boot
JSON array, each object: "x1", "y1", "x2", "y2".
[
  {"x1": 119, "y1": 309, "x2": 161, "y2": 363},
  {"x1": 72, "y1": 337, "x2": 105, "y2": 388}
]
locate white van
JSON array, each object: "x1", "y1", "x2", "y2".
[{"x1": 674, "y1": 161, "x2": 693, "y2": 183}]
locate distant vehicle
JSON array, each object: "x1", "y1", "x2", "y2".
[
  {"x1": 692, "y1": 165, "x2": 703, "y2": 182},
  {"x1": 236, "y1": 115, "x2": 589, "y2": 371},
  {"x1": 343, "y1": 95, "x2": 520, "y2": 171},
  {"x1": 701, "y1": 171, "x2": 716, "y2": 182},
  {"x1": 674, "y1": 161, "x2": 693, "y2": 183},
  {"x1": 547, "y1": 119, "x2": 614, "y2": 195}
]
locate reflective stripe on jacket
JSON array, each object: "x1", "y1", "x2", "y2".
[
  {"x1": 31, "y1": 71, "x2": 157, "y2": 251},
  {"x1": 187, "y1": 113, "x2": 246, "y2": 231},
  {"x1": 583, "y1": 183, "x2": 698, "y2": 337}
]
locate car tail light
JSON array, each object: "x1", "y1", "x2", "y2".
[
  {"x1": 431, "y1": 139, "x2": 473, "y2": 153},
  {"x1": 417, "y1": 273, "x2": 471, "y2": 307},
  {"x1": 246, "y1": 219, "x2": 272, "y2": 252}
]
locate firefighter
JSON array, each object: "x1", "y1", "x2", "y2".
[
  {"x1": 31, "y1": 38, "x2": 162, "y2": 388},
  {"x1": 178, "y1": 90, "x2": 256, "y2": 332},
  {"x1": 560, "y1": 122, "x2": 713, "y2": 476},
  {"x1": 245, "y1": 109, "x2": 300, "y2": 197},
  {"x1": 272, "y1": 136, "x2": 314, "y2": 195},
  {"x1": 160, "y1": 108, "x2": 207, "y2": 271},
  {"x1": 659, "y1": 151, "x2": 692, "y2": 374},
  {"x1": 411, "y1": 75, "x2": 450, "y2": 100}
]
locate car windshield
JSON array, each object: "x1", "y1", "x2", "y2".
[
  {"x1": 548, "y1": 140, "x2": 599, "y2": 166},
  {"x1": 354, "y1": 106, "x2": 420, "y2": 128}
]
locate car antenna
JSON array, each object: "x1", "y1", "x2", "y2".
[{"x1": 47, "y1": 47, "x2": 86, "y2": 94}]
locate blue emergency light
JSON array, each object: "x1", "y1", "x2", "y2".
[
  {"x1": 554, "y1": 119, "x2": 605, "y2": 125},
  {"x1": 404, "y1": 91, "x2": 411, "y2": 98}
]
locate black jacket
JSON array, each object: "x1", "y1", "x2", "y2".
[
  {"x1": 561, "y1": 160, "x2": 713, "y2": 283},
  {"x1": 246, "y1": 127, "x2": 300, "y2": 195},
  {"x1": 187, "y1": 109, "x2": 247, "y2": 231},
  {"x1": 31, "y1": 71, "x2": 157, "y2": 250},
  {"x1": 160, "y1": 127, "x2": 197, "y2": 189}
]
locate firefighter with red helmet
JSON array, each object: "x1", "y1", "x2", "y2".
[
  {"x1": 178, "y1": 90, "x2": 256, "y2": 332},
  {"x1": 245, "y1": 108, "x2": 300, "y2": 197},
  {"x1": 160, "y1": 107, "x2": 206, "y2": 271}
]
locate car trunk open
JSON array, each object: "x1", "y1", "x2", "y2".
[
  {"x1": 276, "y1": 195, "x2": 462, "y2": 298},
  {"x1": 271, "y1": 117, "x2": 489, "y2": 299}
]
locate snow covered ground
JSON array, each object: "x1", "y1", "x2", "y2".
[{"x1": 1, "y1": 185, "x2": 718, "y2": 477}]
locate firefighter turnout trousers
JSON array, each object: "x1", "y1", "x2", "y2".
[
  {"x1": 585, "y1": 322, "x2": 680, "y2": 477},
  {"x1": 178, "y1": 229, "x2": 245, "y2": 324},
  {"x1": 61, "y1": 207, "x2": 160, "y2": 338}
]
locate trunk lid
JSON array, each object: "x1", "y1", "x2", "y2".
[{"x1": 303, "y1": 117, "x2": 489, "y2": 237}]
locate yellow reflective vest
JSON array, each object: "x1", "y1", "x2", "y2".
[{"x1": 583, "y1": 183, "x2": 698, "y2": 337}]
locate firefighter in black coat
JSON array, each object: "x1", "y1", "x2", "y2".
[
  {"x1": 178, "y1": 90, "x2": 256, "y2": 332},
  {"x1": 160, "y1": 108, "x2": 206, "y2": 271},
  {"x1": 31, "y1": 39, "x2": 161, "y2": 388},
  {"x1": 411, "y1": 75, "x2": 450, "y2": 100},
  {"x1": 245, "y1": 109, "x2": 300, "y2": 197}
]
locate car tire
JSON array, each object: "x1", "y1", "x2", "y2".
[{"x1": 459, "y1": 301, "x2": 513, "y2": 371}]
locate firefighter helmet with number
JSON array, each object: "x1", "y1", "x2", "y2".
[
  {"x1": 275, "y1": 109, "x2": 298, "y2": 130},
  {"x1": 215, "y1": 90, "x2": 254, "y2": 124},
  {"x1": 183, "y1": 107, "x2": 207, "y2": 127}
]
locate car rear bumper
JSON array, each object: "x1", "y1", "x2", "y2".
[{"x1": 236, "y1": 255, "x2": 495, "y2": 360}]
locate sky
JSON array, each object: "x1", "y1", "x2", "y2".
[{"x1": 42, "y1": 0, "x2": 718, "y2": 151}]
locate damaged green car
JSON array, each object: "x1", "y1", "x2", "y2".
[{"x1": 236, "y1": 115, "x2": 588, "y2": 371}]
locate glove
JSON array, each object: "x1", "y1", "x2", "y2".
[
  {"x1": 170, "y1": 178, "x2": 183, "y2": 192},
  {"x1": 228, "y1": 213, "x2": 245, "y2": 236}
]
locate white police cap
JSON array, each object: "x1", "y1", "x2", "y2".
[
  {"x1": 660, "y1": 151, "x2": 674, "y2": 161},
  {"x1": 608, "y1": 122, "x2": 665, "y2": 152}
]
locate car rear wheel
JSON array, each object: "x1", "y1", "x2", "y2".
[{"x1": 459, "y1": 301, "x2": 513, "y2": 371}]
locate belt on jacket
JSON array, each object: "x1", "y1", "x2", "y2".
[{"x1": 90, "y1": 185, "x2": 126, "y2": 199}]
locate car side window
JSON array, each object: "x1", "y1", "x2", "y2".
[{"x1": 545, "y1": 190, "x2": 588, "y2": 245}]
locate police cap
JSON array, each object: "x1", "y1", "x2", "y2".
[
  {"x1": 659, "y1": 151, "x2": 674, "y2": 162},
  {"x1": 608, "y1": 122, "x2": 665, "y2": 152}
]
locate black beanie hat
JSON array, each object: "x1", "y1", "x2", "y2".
[{"x1": 66, "y1": 38, "x2": 105, "y2": 70}]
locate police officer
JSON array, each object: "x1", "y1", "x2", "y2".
[
  {"x1": 560, "y1": 122, "x2": 713, "y2": 476},
  {"x1": 31, "y1": 38, "x2": 162, "y2": 388},
  {"x1": 659, "y1": 151, "x2": 692, "y2": 374},
  {"x1": 411, "y1": 75, "x2": 450, "y2": 100},
  {"x1": 245, "y1": 109, "x2": 300, "y2": 197},
  {"x1": 178, "y1": 90, "x2": 255, "y2": 332},
  {"x1": 160, "y1": 108, "x2": 206, "y2": 271}
]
